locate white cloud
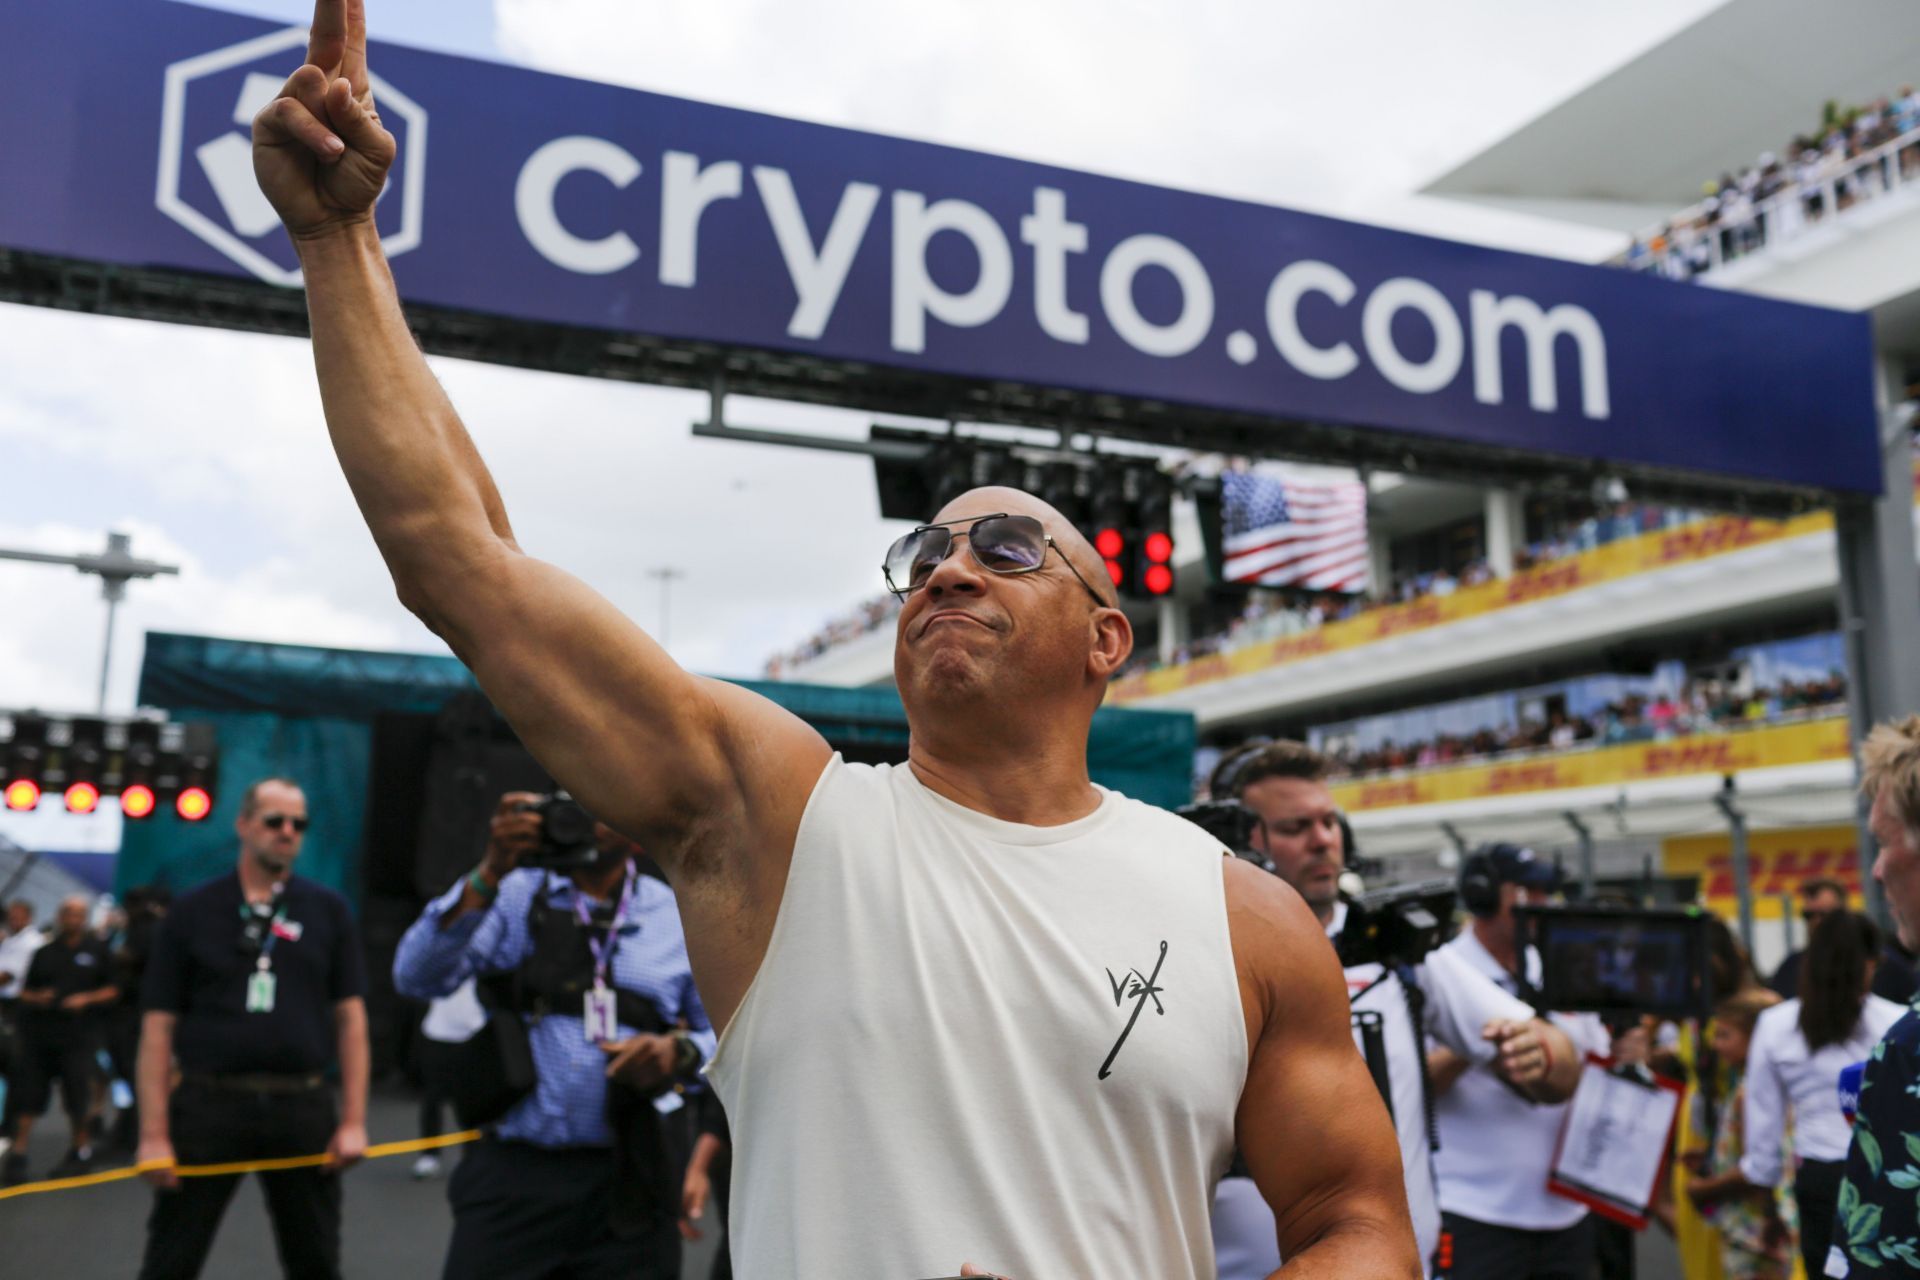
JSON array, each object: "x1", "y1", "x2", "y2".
[{"x1": 493, "y1": 0, "x2": 1723, "y2": 254}]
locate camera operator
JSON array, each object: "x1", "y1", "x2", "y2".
[
  {"x1": 393, "y1": 791, "x2": 714, "y2": 1280},
  {"x1": 1430, "y1": 844, "x2": 1611, "y2": 1280},
  {"x1": 1207, "y1": 743, "x2": 1581, "y2": 1279}
]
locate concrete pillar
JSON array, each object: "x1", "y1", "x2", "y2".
[
  {"x1": 1836, "y1": 360, "x2": 1920, "y2": 931},
  {"x1": 1485, "y1": 488, "x2": 1525, "y2": 578}
]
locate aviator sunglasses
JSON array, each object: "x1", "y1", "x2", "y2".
[
  {"x1": 883, "y1": 513, "x2": 1111, "y2": 607},
  {"x1": 262, "y1": 813, "x2": 310, "y2": 834}
]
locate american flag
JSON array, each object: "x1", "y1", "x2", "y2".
[{"x1": 1220, "y1": 467, "x2": 1370, "y2": 593}]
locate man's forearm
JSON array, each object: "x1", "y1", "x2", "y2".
[
  {"x1": 136, "y1": 1016, "x2": 174, "y2": 1142},
  {"x1": 335, "y1": 999, "x2": 369, "y2": 1127},
  {"x1": 1268, "y1": 1219, "x2": 1422, "y2": 1279},
  {"x1": 1426, "y1": 1045, "x2": 1470, "y2": 1095},
  {"x1": 1532, "y1": 1021, "x2": 1582, "y2": 1102},
  {"x1": 295, "y1": 223, "x2": 514, "y2": 621}
]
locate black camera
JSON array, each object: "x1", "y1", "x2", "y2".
[
  {"x1": 514, "y1": 791, "x2": 600, "y2": 868},
  {"x1": 1175, "y1": 800, "x2": 1272, "y2": 872},
  {"x1": 1516, "y1": 904, "x2": 1712, "y2": 1019},
  {"x1": 1334, "y1": 879, "x2": 1461, "y2": 969}
]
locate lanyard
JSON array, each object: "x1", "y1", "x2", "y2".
[
  {"x1": 241, "y1": 895, "x2": 289, "y2": 972},
  {"x1": 573, "y1": 869, "x2": 634, "y2": 989}
]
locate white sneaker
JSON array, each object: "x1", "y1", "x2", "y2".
[{"x1": 410, "y1": 1153, "x2": 443, "y2": 1180}]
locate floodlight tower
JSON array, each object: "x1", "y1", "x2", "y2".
[{"x1": 0, "y1": 531, "x2": 180, "y2": 711}]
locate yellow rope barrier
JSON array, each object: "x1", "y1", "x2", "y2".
[{"x1": 0, "y1": 1129, "x2": 482, "y2": 1202}]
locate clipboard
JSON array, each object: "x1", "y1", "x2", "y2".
[{"x1": 1545, "y1": 1053, "x2": 1684, "y2": 1229}]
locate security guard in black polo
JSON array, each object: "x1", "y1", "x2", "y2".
[
  {"x1": 8, "y1": 894, "x2": 118, "y2": 1181},
  {"x1": 135, "y1": 777, "x2": 369, "y2": 1280}
]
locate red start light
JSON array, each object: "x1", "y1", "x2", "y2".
[
  {"x1": 1094, "y1": 528, "x2": 1124, "y2": 560},
  {"x1": 121, "y1": 785, "x2": 157, "y2": 819},
  {"x1": 64, "y1": 782, "x2": 101, "y2": 815},
  {"x1": 1104, "y1": 559, "x2": 1124, "y2": 586},
  {"x1": 4, "y1": 779, "x2": 41, "y2": 812},
  {"x1": 176, "y1": 787, "x2": 213, "y2": 821},
  {"x1": 1144, "y1": 531, "x2": 1174, "y2": 564},
  {"x1": 1144, "y1": 563, "x2": 1175, "y2": 596}
]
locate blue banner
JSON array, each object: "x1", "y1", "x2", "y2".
[{"x1": 1, "y1": 0, "x2": 1882, "y2": 493}]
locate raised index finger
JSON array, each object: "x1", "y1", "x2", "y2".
[{"x1": 306, "y1": 0, "x2": 369, "y2": 89}]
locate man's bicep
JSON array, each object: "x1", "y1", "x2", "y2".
[
  {"x1": 1230, "y1": 871, "x2": 1412, "y2": 1264},
  {"x1": 1240, "y1": 991, "x2": 1409, "y2": 1258},
  {"x1": 432, "y1": 549, "x2": 826, "y2": 849}
]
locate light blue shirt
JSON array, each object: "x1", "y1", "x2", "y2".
[{"x1": 393, "y1": 866, "x2": 714, "y2": 1148}]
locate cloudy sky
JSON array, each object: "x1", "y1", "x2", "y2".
[{"x1": 1, "y1": 0, "x2": 1729, "y2": 848}]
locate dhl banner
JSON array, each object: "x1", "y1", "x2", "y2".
[
  {"x1": 1110, "y1": 508, "x2": 1838, "y2": 705},
  {"x1": 1661, "y1": 825, "x2": 1862, "y2": 918},
  {"x1": 1329, "y1": 715, "x2": 1852, "y2": 814}
]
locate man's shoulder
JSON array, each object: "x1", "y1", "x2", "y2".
[
  {"x1": 171, "y1": 872, "x2": 240, "y2": 915},
  {"x1": 1222, "y1": 858, "x2": 1336, "y2": 974},
  {"x1": 285, "y1": 874, "x2": 352, "y2": 912}
]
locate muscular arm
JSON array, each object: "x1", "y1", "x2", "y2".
[
  {"x1": 294, "y1": 227, "x2": 828, "y2": 862},
  {"x1": 1226, "y1": 860, "x2": 1420, "y2": 1279},
  {"x1": 260, "y1": 4, "x2": 829, "y2": 896}
]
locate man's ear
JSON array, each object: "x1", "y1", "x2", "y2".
[{"x1": 1087, "y1": 605, "x2": 1133, "y2": 681}]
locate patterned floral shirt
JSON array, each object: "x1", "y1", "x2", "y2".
[{"x1": 1830, "y1": 1005, "x2": 1920, "y2": 1275}]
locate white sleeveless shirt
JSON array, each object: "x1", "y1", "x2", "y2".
[{"x1": 706, "y1": 757, "x2": 1247, "y2": 1280}]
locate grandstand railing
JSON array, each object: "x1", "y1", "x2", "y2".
[{"x1": 1614, "y1": 122, "x2": 1920, "y2": 280}]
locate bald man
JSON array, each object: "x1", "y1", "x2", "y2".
[
  {"x1": 251, "y1": 4, "x2": 1417, "y2": 1276},
  {"x1": 9, "y1": 896, "x2": 117, "y2": 1181}
]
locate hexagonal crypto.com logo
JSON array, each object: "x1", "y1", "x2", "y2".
[{"x1": 156, "y1": 26, "x2": 427, "y2": 286}]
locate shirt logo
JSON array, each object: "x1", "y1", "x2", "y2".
[
  {"x1": 1099, "y1": 940, "x2": 1168, "y2": 1081},
  {"x1": 271, "y1": 919, "x2": 303, "y2": 942}
]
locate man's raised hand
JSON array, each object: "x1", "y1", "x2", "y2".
[{"x1": 252, "y1": 0, "x2": 396, "y2": 242}]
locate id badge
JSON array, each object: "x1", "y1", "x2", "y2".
[
  {"x1": 584, "y1": 984, "x2": 617, "y2": 1042},
  {"x1": 246, "y1": 969, "x2": 277, "y2": 1014}
]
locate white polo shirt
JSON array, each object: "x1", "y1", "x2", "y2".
[
  {"x1": 1214, "y1": 906, "x2": 1538, "y2": 1277},
  {"x1": 1432, "y1": 930, "x2": 1611, "y2": 1231},
  {"x1": 0, "y1": 925, "x2": 46, "y2": 999},
  {"x1": 1742, "y1": 994, "x2": 1905, "y2": 1183}
]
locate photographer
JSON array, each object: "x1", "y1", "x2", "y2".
[
  {"x1": 1207, "y1": 743, "x2": 1581, "y2": 1278},
  {"x1": 393, "y1": 791, "x2": 714, "y2": 1280},
  {"x1": 1430, "y1": 844, "x2": 1612, "y2": 1280}
]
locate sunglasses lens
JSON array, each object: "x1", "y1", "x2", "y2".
[
  {"x1": 884, "y1": 527, "x2": 950, "y2": 593},
  {"x1": 971, "y1": 516, "x2": 1046, "y2": 573}
]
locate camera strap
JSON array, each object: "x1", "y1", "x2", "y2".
[
  {"x1": 1392, "y1": 963, "x2": 1442, "y2": 1157},
  {"x1": 575, "y1": 869, "x2": 633, "y2": 1042}
]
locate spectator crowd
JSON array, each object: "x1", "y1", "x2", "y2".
[
  {"x1": 1315, "y1": 673, "x2": 1850, "y2": 779},
  {"x1": 1624, "y1": 85, "x2": 1920, "y2": 281}
]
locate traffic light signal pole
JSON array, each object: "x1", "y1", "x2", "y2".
[{"x1": 0, "y1": 532, "x2": 180, "y2": 712}]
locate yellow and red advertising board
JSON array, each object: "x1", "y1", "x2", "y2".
[
  {"x1": 1110, "y1": 509, "x2": 1836, "y2": 705},
  {"x1": 1328, "y1": 716, "x2": 1852, "y2": 815},
  {"x1": 1660, "y1": 825, "x2": 1862, "y2": 918}
]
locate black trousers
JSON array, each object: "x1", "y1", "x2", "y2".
[
  {"x1": 1440, "y1": 1210, "x2": 1596, "y2": 1280},
  {"x1": 9, "y1": 1022, "x2": 97, "y2": 1122},
  {"x1": 443, "y1": 1138, "x2": 680, "y2": 1280},
  {"x1": 1796, "y1": 1158, "x2": 1846, "y2": 1280},
  {"x1": 137, "y1": 1078, "x2": 342, "y2": 1280}
]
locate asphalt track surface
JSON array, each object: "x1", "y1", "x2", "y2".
[
  {"x1": 6, "y1": 1084, "x2": 1684, "y2": 1280},
  {"x1": 1, "y1": 1084, "x2": 724, "y2": 1279}
]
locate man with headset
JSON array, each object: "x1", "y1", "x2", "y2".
[
  {"x1": 1209, "y1": 743, "x2": 1582, "y2": 1279},
  {"x1": 1430, "y1": 843, "x2": 1611, "y2": 1280}
]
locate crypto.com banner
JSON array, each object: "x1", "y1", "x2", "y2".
[{"x1": 0, "y1": 0, "x2": 1882, "y2": 493}]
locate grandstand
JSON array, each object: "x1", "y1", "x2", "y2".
[{"x1": 771, "y1": 4, "x2": 1920, "y2": 973}]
